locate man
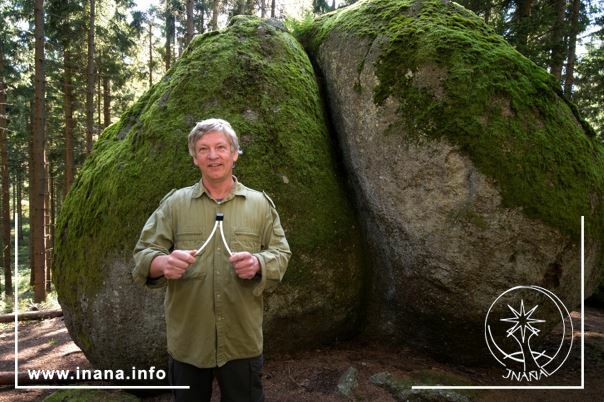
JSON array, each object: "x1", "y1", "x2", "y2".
[{"x1": 132, "y1": 118, "x2": 291, "y2": 402}]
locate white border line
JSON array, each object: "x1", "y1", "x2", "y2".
[
  {"x1": 14, "y1": 212, "x2": 18, "y2": 388},
  {"x1": 412, "y1": 215, "x2": 586, "y2": 390},
  {"x1": 581, "y1": 215, "x2": 585, "y2": 389},
  {"x1": 13, "y1": 212, "x2": 188, "y2": 390}
]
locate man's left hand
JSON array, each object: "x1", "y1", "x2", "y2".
[{"x1": 229, "y1": 252, "x2": 260, "y2": 279}]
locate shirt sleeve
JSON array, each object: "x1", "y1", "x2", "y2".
[
  {"x1": 253, "y1": 201, "x2": 291, "y2": 296},
  {"x1": 132, "y1": 201, "x2": 174, "y2": 289}
]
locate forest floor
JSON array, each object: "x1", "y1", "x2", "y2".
[{"x1": 0, "y1": 307, "x2": 603, "y2": 402}]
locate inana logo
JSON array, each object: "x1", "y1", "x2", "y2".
[{"x1": 484, "y1": 286, "x2": 574, "y2": 382}]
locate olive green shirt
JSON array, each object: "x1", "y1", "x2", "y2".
[{"x1": 132, "y1": 178, "x2": 290, "y2": 368}]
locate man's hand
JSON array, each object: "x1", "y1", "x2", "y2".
[
  {"x1": 150, "y1": 250, "x2": 197, "y2": 280},
  {"x1": 229, "y1": 252, "x2": 260, "y2": 280}
]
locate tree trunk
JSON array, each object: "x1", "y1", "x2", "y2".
[
  {"x1": 236, "y1": 0, "x2": 242, "y2": 14},
  {"x1": 103, "y1": 74, "x2": 110, "y2": 128},
  {"x1": 96, "y1": 66, "x2": 101, "y2": 128},
  {"x1": 0, "y1": 49, "x2": 12, "y2": 296},
  {"x1": 165, "y1": 1, "x2": 173, "y2": 70},
  {"x1": 186, "y1": 0, "x2": 194, "y2": 46},
  {"x1": 211, "y1": 0, "x2": 219, "y2": 30},
  {"x1": 271, "y1": 0, "x2": 276, "y2": 18},
  {"x1": 261, "y1": 0, "x2": 266, "y2": 17},
  {"x1": 176, "y1": 25, "x2": 182, "y2": 58},
  {"x1": 245, "y1": 0, "x2": 254, "y2": 14},
  {"x1": 86, "y1": 0, "x2": 95, "y2": 154},
  {"x1": 148, "y1": 20, "x2": 154, "y2": 88},
  {"x1": 16, "y1": 170, "x2": 23, "y2": 242},
  {"x1": 484, "y1": 0, "x2": 492, "y2": 24},
  {"x1": 199, "y1": 0, "x2": 205, "y2": 34},
  {"x1": 44, "y1": 152, "x2": 51, "y2": 293},
  {"x1": 32, "y1": 0, "x2": 47, "y2": 303},
  {"x1": 0, "y1": 309, "x2": 63, "y2": 324},
  {"x1": 549, "y1": 0, "x2": 567, "y2": 81},
  {"x1": 28, "y1": 106, "x2": 33, "y2": 287},
  {"x1": 63, "y1": 48, "x2": 75, "y2": 195},
  {"x1": 564, "y1": 0, "x2": 580, "y2": 96},
  {"x1": 513, "y1": 0, "x2": 533, "y2": 55}
]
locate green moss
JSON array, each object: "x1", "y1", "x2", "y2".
[
  {"x1": 301, "y1": 0, "x2": 604, "y2": 244},
  {"x1": 53, "y1": 17, "x2": 363, "y2": 341}
]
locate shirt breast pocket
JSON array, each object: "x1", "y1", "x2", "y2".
[
  {"x1": 231, "y1": 230, "x2": 262, "y2": 254},
  {"x1": 174, "y1": 231, "x2": 206, "y2": 280}
]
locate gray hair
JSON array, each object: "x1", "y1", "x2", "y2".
[{"x1": 188, "y1": 118, "x2": 240, "y2": 157}]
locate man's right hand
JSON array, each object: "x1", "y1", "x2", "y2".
[{"x1": 150, "y1": 250, "x2": 197, "y2": 280}]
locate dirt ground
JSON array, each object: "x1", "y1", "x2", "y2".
[{"x1": 0, "y1": 307, "x2": 603, "y2": 402}]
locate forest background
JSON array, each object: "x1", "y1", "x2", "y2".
[{"x1": 0, "y1": 0, "x2": 603, "y2": 307}]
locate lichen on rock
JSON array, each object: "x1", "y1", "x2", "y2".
[{"x1": 53, "y1": 16, "x2": 364, "y2": 370}]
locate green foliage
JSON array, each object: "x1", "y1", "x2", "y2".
[
  {"x1": 313, "y1": 0, "x2": 336, "y2": 14},
  {"x1": 575, "y1": 36, "x2": 604, "y2": 138},
  {"x1": 456, "y1": 0, "x2": 593, "y2": 73},
  {"x1": 285, "y1": 12, "x2": 315, "y2": 37},
  {"x1": 0, "y1": 267, "x2": 60, "y2": 315},
  {"x1": 301, "y1": 0, "x2": 604, "y2": 245}
]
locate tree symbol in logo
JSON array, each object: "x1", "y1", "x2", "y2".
[{"x1": 500, "y1": 300, "x2": 546, "y2": 373}]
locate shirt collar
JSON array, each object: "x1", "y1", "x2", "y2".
[{"x1": 191, "y1": 176, "x2": 246, "y2": 200}]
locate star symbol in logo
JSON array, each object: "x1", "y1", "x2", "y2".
[{"x1": 500, "y1": 300, "x2": 546, "y2": 342}]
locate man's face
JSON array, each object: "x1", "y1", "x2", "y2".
[{"x1": 192, "y1": 131, "x2": 239, "y2": 184}]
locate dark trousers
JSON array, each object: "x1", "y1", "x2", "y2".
[{"x1": 169, "y1": 355, "x2": 265, "y2": 402}]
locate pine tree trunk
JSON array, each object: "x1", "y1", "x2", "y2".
[
  {"x1": 484, "y1": 0, "x2": 492, "y2": 24},
  {"x1": 16, "y1": 171, "x2": 23, "y2": 242},
  {"x1": 245, "y1": 0, "x2": 254, "y2": 14},
  {"x1": 44, "y1": 151, "x2": 51, "y2": 293},
  {"x1": 186, "y1": 0, "x2": 194, "y2": 46},
  {"x1": 28, "y1": 132, "x2": 33, "y2": 287},
  {"x1": 28, "y1": 106, "x2": 33, "y2": 287},
  {"x1": 271, "y1": 0, "x2": 276, "y2": 18},
  {"x1": 86, "y1": 0, "x2": 96, "y2": 154},
  {"x1": 513, "y1": 0, "x2": 533, "y2": 55},
  {"x1": 32, "y1": 0, "x2": 47, "y2": 303},
  {"x1": 199, "y1": 0, "x2": 205, "y2": 34},
  {"x1": 63, "y1": 47, "x2": 75, "y2": 195},
  {"x1": 148, "y1": 20, "x2": 154, "y2": 88},
  {"x1": 165, "y1": 1, "x2": 173, "y2": 70},
  {"x1": 211, "y1": 0, "x2": 219, "y2": 30},
  {"x1": 103, "y1": 75, "x2": 110, "y2": 128},
  {"x1": 0, "y1": 50, "x2": 12, "y2": 296},
  {"x1": 261, "y1": 0, "x2": 266, "y2": 18},
  {"x1": 549, "y1": 0, "x2": 567, "y2": 81},
  {"x1": 564, "y1": 0, "x2": 580, "y2": 96},
  {"x1": 96, "y1": 68, "x2": 101, "y2": 128},
  {"x1": 233, "y1": 0, "x2": 243, "y2": 15}
]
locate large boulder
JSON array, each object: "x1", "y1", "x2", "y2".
[
  {"x1": 53, "y1": 16, "x2": 364, "y2": 370},
  {"x1": 301, "y1": 0, "x2": 604, "y2": 360}
]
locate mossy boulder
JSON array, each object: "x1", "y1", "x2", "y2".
[
  {"x1": 53, "y1": 16, "x2": 364, "y2": 370},
  {"x1": 300, "y1": 0, "x2": 604, "y2": 361}
]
